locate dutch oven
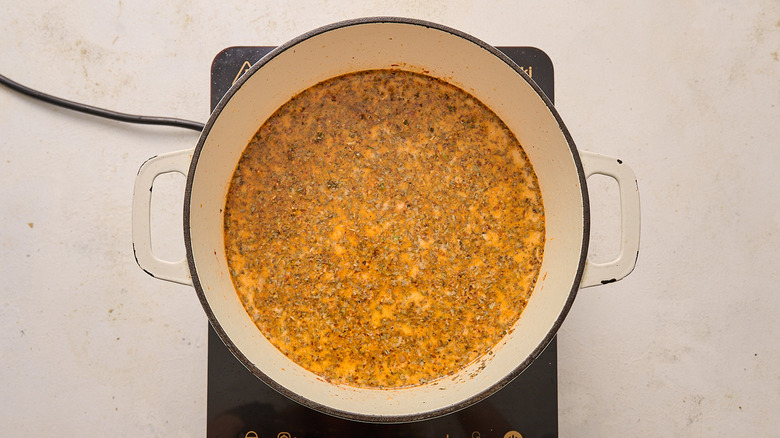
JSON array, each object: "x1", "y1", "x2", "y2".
[{"x1": 131, "y1": 17, "x2": 640, "y2": 423}]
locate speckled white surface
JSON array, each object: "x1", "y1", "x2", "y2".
[{"x1": 1, "y1": 1, "x2": 778, "y2": 437}]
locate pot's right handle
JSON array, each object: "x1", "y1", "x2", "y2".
[
  {"x1": 131, "y1": 149, "x2": 194, "y2": 286},
  {"x1": 579, "y1": 151, "x2": 641, "y2": 288}
]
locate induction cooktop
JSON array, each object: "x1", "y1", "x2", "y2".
[{"x1": 206, "y1": 45, "x2": 558, "y2": 438}]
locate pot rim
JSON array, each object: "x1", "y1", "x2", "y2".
[{"x1": 183, "y1": 16, "x2": 590, "y2": 423}]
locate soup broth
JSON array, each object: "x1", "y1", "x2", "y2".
[{"x1": 223, "y1": 69, "x2": 545, "y2": 388}]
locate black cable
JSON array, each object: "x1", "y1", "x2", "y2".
[{"x1": 0, "y1": 73, "x2": 205, "y2": 132}]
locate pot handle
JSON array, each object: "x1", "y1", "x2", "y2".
[
  {"x1": 579, "y1": 151, "x2": 641, "y2": 288},
  {"x1": 131, "y1": 149, "x2": 194, "y2": 286}
]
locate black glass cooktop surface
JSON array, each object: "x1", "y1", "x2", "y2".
[{"x1": 207, "y1": 46, "x2": 557, "y2": 438}]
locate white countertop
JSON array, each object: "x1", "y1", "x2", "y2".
[{"x1": 1, "y1": 1, "x2": 778, "y2": 436}]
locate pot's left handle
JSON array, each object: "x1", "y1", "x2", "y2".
[
  {"x1": 132, "y1": 149, "x2": 194, "y2": 286},
  {"x1": 579, "y1": 151, "x2": 641, "y2": 288}
]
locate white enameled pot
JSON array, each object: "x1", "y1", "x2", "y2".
[{"x1": 132, "y1": 17, "x2": 640, "y2": 423}]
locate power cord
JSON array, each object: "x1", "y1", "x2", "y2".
[{"x1": 0, "y1": 73, "x2": 205, "y2": 132}]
